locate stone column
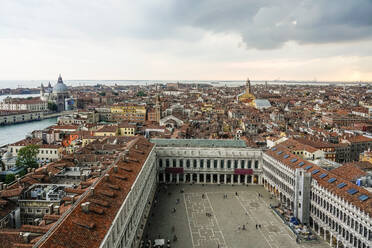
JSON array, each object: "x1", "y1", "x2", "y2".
[
  {"x1": 162, "y1": 173, "x2": 165, "y2": 183},
  {"x1": 170, "y1": 174, "x2": 173, "y2": 183},
  {"x1": 176, "y1": 174, "x2": 179, "y2": 183},
  {"x1": 224, "y1": 174, "x2": 227, "y2": 184},
  {"x1": 204, "y1": 173, "x2": 207, "y2": 183},
  {"x1": 183, "y1": 173, "x2": 187, "y2": 183},
  {"x1": 217, "y1": 174, "x2": 220, "y2": 184},
  {"x1": 190, "y1": 173, "x2": 193, "y2": 183},
  {"x1": 238, "y1": 175, "x2": 241, "y2": 184},
  {"x1": 197, "y1": 173, "x2": 200, "y2": 184},
  {"x1": 245, "y1": 175, "x2": 248, "y2": 184},
  {"x1": 217, "y1": 159, "x2": 220, "y2": 170}
]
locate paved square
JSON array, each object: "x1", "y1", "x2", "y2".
[{"x1": 144, "y1": 184, "x2": 329, "y2": 248}]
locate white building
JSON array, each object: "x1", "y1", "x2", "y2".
[
  {"x1": 263, "y1": 145, "x2": 372, "y2": 248},
  {"x1": 0, "y1": 98, "x2": 48, "y2": 112},
  {"x1": 0, "y1": 111, "x2": 44, "y2": 125}
]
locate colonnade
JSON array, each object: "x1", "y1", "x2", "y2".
[{"x1": 159, "y1": 172, "x2": 262, "y2": 185}]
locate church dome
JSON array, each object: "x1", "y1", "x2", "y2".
[
  {"x1": 53, "y1": 74, "x2": 68, "y2": 94},
  {"x1": 2, "y1": 151, "x2": 12, "y2": 161}
]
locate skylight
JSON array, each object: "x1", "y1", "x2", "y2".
[
  {"x1": 319, "y1": 173, "x2": 328, "y2": 179},
  {"x1": 359, "y1": 195, "x2": 369, "y2": 201},
  {"x1": 272, "y1": 147, "x2": 277, "y2": 151},
  {"x1": 311, "y1": 169, "x2": 320, "y2": 175},
  {"x1": 290, "y1": 158, "x2": 298, "y2": 163},
  {"x1": 347, "y1": 188, "x2": 358, "y2": 195},
  {"x1": 277, "y1": 151, "x2": 283, "y2": 155},
  {"x1": 337, "y1": 182, "x2": 347, "y2": 189},
  {"x1": 283, "y1": 154, "x2": 289, "y2": 159},
  {"x1": 305, "y1": 165, "x2": 312, "y2": 170},
  {"x1": 328, "y1": 178, "x2": 336, "y2": 183},
  {"x1": 298, "y1": 161, "x2": 305, "y2": 167}
]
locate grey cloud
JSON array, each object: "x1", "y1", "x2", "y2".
[{"x1": 1, "y1": 0, "x2": 372, "y2": 49}]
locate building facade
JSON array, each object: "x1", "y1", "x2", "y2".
[
  {"x1": 0, "y1": 98, "x2": 48, "y2": 112},
  {"x1": 263, "y1": 146, "x2": 372, "y2": 248},
  {"x1": 0, "y1": 111, "x2": 44, "y2": 125}
]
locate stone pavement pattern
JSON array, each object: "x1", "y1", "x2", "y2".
[{"x1": 144, "y1": 184, "x2": 330, "y2": 248}]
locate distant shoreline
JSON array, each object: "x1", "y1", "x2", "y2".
[{"x1": 0, "y1": 80, "x2": 370, "y2": 90}]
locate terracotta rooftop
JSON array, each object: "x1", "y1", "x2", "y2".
[
  {"x1": 280, "y1": 138, "x2": 319, "y2": 153},
  {"x1": 330, "y1": 163, "x2": 367, "y2": 182},
  {"x1": 95, "y1": 125, "x2": 118, "y2": 133},
  {"x1": 347, "y1": 135, "x2": 372, "y2": 143},
  {"x1": 38, "y1": 137, "x2": 154, "y2": 248}
]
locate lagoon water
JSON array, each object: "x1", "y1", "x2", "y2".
[
  {"x1": 0, "y1": 118, "x2": 57, "y2": 147},
  {"x1": 0, "y1": 80, "x2": 354, "y2": 90}
]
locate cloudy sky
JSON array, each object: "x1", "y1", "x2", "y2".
[{"x1": 1, "y1": 0, "x2": 372, "y2": 81}]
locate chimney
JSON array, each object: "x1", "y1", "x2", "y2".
[
  {"x1": 90, "y1": 187, "x2": 95, "y2": 196},
  {"x1": 135, "y1": 144, "x2": 138, "y2": 149},
  {"x1": 104, "y1": 174, "x2": 110, "y2": 182},
  {"x1": 81, "y1": 202, "x2": 90, "y2": 213},
  {"x1": 53, "y1": 206, "x2": 60, "y2": 215},
  {"x1": 48, "y1": 172, "x2": 52, "y2": 178},
  {"x1": 113, "y1": 166, "x2": 118, "y2": 173},
  {"x1": 21, "y1": 232, "x2": 31, "y2": 243}
]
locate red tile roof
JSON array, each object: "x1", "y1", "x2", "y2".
[
  {"x1": 39, "y1": 137, "x2": 154, "y2": 248},
  {"x1": 330, "y1": 163, "x2": 367, "y2": 182}
]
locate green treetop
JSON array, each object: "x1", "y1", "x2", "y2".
[{"x1": 16, "y1": 144, "x2": 40, "y2": 169}]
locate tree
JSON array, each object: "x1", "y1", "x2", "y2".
[
  {"x1": 48, "y1": 102, "x2": 58, "y2": 111},
  {"x1": 5, "y1": 174, "x2": 15, "y2": 184},
  {"x1": 16, "y1": 145, "x2": 39, "y2": 169},
  {"x1": 136, "y1": 91, "x2": 146, "y2": 97}
]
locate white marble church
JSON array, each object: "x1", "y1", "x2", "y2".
[{"x1": 40, "y1": 74, "x2": 71, "y2": 112}]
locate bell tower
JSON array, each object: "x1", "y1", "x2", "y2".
[
  {"x1": 246, "y1": 78, "x2": 251, "y2": 95},
  {"x1": 155, "y1": 94, "x2": 161, "y2": 123}
]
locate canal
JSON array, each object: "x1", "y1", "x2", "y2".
[
  {"x1": 0, "y1": 118, "x2": 57, "y2": 147},
  {"x1": 0, "y1": 94, "x2": 58, "y2": 146}
]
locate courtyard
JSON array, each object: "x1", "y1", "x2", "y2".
[{"x1": 143, "y1": 184, "x2": 330, "y2": 248}]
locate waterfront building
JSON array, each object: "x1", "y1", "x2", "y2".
[
  {"x1": 0, "y1": 98, "x2": 48, "y2": 112},
  {"x1": 0, "y1": 111, "x2": 44, "y2": 125}
]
